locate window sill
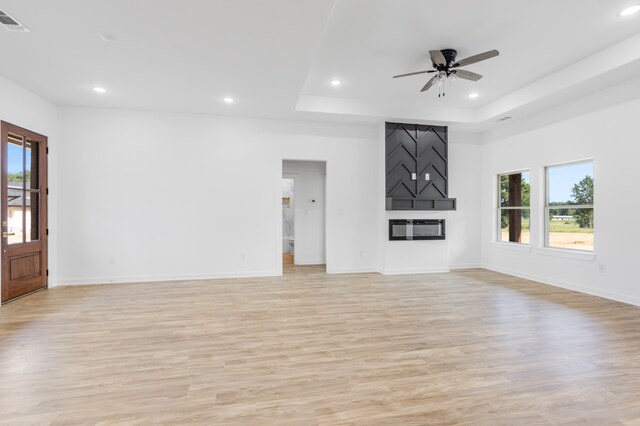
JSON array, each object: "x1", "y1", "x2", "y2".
[
  {"x1": 534, "y1": 247, "x2": 597, "y2": 262},
  {"x1": 490, "y1": 242, "x2": 532, "y2": 252}
]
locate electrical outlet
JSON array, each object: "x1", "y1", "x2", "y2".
[
  {"x1": 240, "y1": 254, "x2": 246, "y2": 262},
  {"x1": 108, "y1": 257, "x2": 115, "y2": 265},
  {"x1": 599, "y1": 264, "x2": 606, "y2": 273},
  {"x1": 359, "y1": 250, "x2": 363, "y2": 257}
]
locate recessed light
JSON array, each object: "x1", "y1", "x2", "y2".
[
  {"x1": 469, "y1": 92, "x2": 479, "y2": 99},
  {"x1": 619, "y1": 5, "x2": 640, "y2": 16},
  {"x1": 223, "y1": 97, "x2": 235, "y2": 103},
  {"x1": 330, "y1": 79, "x2": 342, "y2": 86},
  {"x1": 93, "y1": 87, "x2": 107, "y2": 94}
]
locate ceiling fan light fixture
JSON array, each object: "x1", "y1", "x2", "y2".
[
  {"x1": 330, "y1": 79, "x2": 342, "y2": 86},
  {"x1": 619, "y1": 5, "x2": 640, "y2": 16},
  {"x1": 468, "y1": 92, "x2": 479, "y2": 99}
]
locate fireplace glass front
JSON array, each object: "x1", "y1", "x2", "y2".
[{"x1": 389, "y1": 219, "x2": 445, "y2": 241}]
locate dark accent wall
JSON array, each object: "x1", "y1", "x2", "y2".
[{"x1": 385, "y1": 122, "x2": 456, "y2": 210}]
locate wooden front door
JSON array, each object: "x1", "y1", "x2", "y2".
[{"x1": 1, "y1": 122, "x2": 48, "y2": 303}]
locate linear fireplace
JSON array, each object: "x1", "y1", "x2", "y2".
[{"x1": 389, "y1": 219, "x2": 445, "y2": 241}]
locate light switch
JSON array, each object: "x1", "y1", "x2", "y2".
[
  {"x1": 411, "y1": 173, "x2": 417, "y2": 180},
  {"x1": 425, "y1": 173, "x2": 430, "y2": 181}
]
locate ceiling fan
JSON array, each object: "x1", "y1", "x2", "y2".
[{"x1": 393, "y1": 48, "x2": 499, "y2": 96}]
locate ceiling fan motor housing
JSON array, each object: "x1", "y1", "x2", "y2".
[{"x1": 433, "y1": 48, "x2": 458, "y2": 71}]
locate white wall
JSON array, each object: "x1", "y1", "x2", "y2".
[
  {"x1": 0, "y1": 75, "x2": 59, "y2": 286},
  {"x1": 3, "y1": 72, "x2": 638, "y2": 311},
  {"x1": 447, "y1": 132, "x2": 483, "y2": 269},
  {"x1": 0, "y1": 76, "x2": 482, "y2": 288},
  {"x1": 283, "y1": 160, "x2": 325, "y2": 265},
  {"x1": 57, "y1": 107, "x2": 379, "y2": 283},
  {"x1": 480, "y1": 97, "x2": 640, "y2": 306}
]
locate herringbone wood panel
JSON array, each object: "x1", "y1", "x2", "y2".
[{"x1": 386, "y1": 123, "x2": 449, "y2": 201}]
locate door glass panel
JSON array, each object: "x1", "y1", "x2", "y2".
[
  {"x1": 26, "y1": 192, "x2": 39, "y2": 242},
  {"x1": 7, "y1": 189, "x2": 24, "y2": 244},
  {"x1": 7, "y1": 134, "x2": 24, "y2": 189},
  {"x1": 25, "y1": 139, "x2": 39, "y2": 190}
]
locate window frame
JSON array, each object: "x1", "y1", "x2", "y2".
[
  {"x1": 496, "y1": 169, "x2": 531, "y2": 245},
  {"x1": 544, "y1": 159, "x2": 594, "y2": 252}
]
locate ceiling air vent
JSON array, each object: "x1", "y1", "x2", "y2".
[
  {"x1": 0, "y1": 10, "x2": 29, "y2": 32},
  {"x1": 496, "y1": 116, "x2": 512, "y2": 122}
]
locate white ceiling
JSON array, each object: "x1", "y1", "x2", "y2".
[
  {"x1": 302, "y1": 0, "x2": 640, "y2": 106},
  {"x1": 0, "y1": 0, "x2": 335, "y2": 118},
  {"x1": 1, "y1": 0, "x2": 640, "y2": 129}
]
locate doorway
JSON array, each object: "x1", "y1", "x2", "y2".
[
  {"x1": 1, "y1": 122, "x2": 48, "y2": 303},
  {"x1": 282, "y1": 178, "x2": 295, "y2": 267},
  {"x1": 282, "y1": 160, "x2": 326, "y2": 273}
]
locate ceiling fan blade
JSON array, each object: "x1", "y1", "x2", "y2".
[
  {"x1": 420, "y1": 74, "x2": 440, "y2": 92},
  {"x1": 454, "y1": 69, "x2": 483, "y2": 81},
  {"x1": 454, "y1": 49, "x2": 499, "y2": 67},
  {"x1": 393, "y1": 70, "x2": 435, "y2": 79},
  {"x1": 429, "y1": 50, "x2": 446, "y2": 66}
]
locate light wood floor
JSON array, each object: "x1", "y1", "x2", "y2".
[
  {"x1": 283, "y1": 252, "x2": 295, "y2": 268},
  {"x1": 2, "y1": 266, "x2": 640, "y2": 425}
]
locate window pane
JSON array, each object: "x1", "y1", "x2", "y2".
[
  {"x1": 25, "y1": 139, "x2": 39, "y2": 190},
  {"x1": 500, "y1": 171, "x2": 530, "y2": 207},
  {"x1": 548, "y1": 161, "x2": 593, "y2": 206},
  {"x1": 499, "y1": 209, "x2": 530, "y2": 244},
  {"x1": 8, "y1": 134, "x2": 24, "y2": 189},
  {"x1": 548, "y1": 208, "x2": 594, "y2": 251},
  {"x1": 25, "y1": 192, "x2": 39, "y2": 242},
  {"x1": 7, "y1": 189, "x2": 24, "y2": 244}
]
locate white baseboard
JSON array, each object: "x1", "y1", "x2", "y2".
[
  {"x1": 449, "y1": 263, "x2": 483, "y2": 270},
  {"x1": 59, "y1": 263, "x2": 640, "y2": 308},
  {"x1": 482, "y1": 263, "x2": 640, "y2": 307},
  {"x1": 379, "y1": 267, "x2": 450, "y2": 275},
  {"x1": 58, "y1": 270, "x2": 279, "y2": 286},
  {"x1": 326, "y1": 266, "x2": 377, "y2": 274}
]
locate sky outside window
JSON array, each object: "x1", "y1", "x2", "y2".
[{"x1": 548, "y1": 161, "x2": 593, "y2": 204}]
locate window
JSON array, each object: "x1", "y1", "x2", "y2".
[
  {"x1": 497, "y1": 170, "x2": 530, "y2": 244},
  {"x1": 545, "y1": 160, "x2": 594, "y2": 252}
]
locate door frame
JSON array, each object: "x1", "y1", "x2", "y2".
[
  {"x1": 1, "y1": 121, "x2": 48, "y2": 303},
  {"x1": 279, "y1": 159, "x2": 328, "y2": 274}
]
